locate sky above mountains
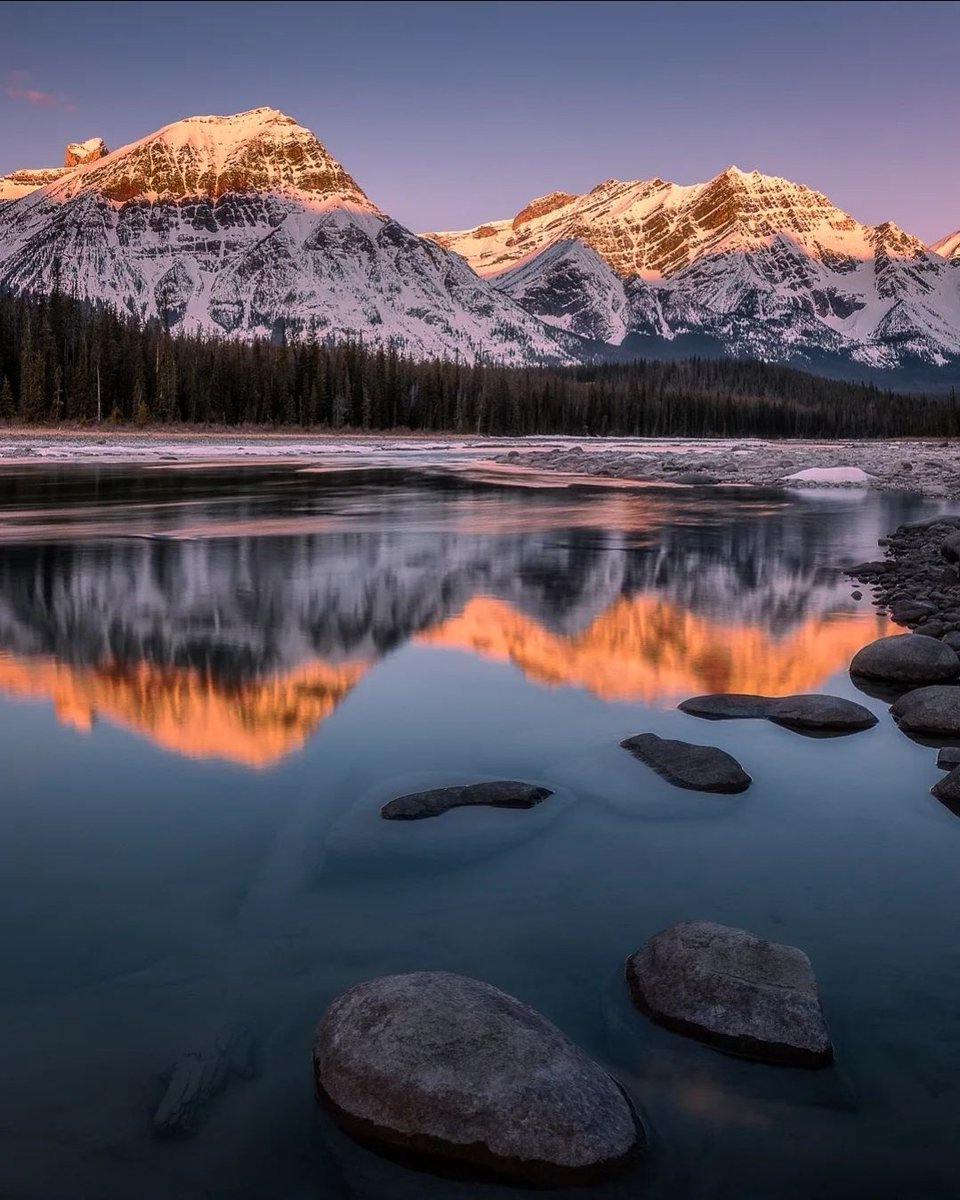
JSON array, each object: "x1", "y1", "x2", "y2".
[{"x1": 0, "y1": 0, "x2": 957, "y2": 241}]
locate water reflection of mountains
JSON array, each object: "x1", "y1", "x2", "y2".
[{"x1": 0, "y1": 525, "x2": 890, "y2": 764}]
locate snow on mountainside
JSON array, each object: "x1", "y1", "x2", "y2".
[
  {"x1": 932, "y1": 230, "x2": 960, "y2": 260},
  {"x1": 427, "y1": 167, "x2": 960, "y2": 369},
  {"x1": 0, "y1": 108, "x2": 570, "y2": 363},
  {"x1": 0, "y1": 136, "x2": 109, "y2": 200}
]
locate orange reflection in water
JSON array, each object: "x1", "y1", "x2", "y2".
[
  {"x1": 0, "y1": 598, "x2": 893, "y2": 764},
  {"x1": 418, "y1": 595, "x2": 895, "y2": 703},
  {"x1": 0, "y1": 654, "x2": 369, "y2": 767}
]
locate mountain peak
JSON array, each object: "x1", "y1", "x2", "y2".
[
  {"x1": 53, "y1": 107, "x2": 375, "y2": 207},
  {"x1": 64, "y1": 137, "x2": 109, "y2": 167}
]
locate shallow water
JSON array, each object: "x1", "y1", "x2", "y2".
[{"x1": 0, "y1": 459, "x2": 957, "y2": 1199}]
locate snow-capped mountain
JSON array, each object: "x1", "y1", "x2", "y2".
[
  {"x1": 427, "y1": 168, "x2": 960, "y2": 369},
  {"x1": 2, "y1": 112, "x2": 959, "y2": 374},
  {"x1": 0, "y1": 108, "x2": 570, "y2": 363}
]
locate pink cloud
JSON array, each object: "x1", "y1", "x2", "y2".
[{"x1": 3, "y1": 70, "x2": 76, "y2": 111}]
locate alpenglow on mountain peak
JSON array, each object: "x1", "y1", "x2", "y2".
[
  {"x1": 1, "y1": 108, "x2": 960, "y2": 376},
  {"x1": 0, "y1": 106, "x2": 570, "y2": 363},
  {"x1": 424, "y1": 164, "x2": 960, "y2": 369}
]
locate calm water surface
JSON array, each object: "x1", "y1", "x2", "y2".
[{"x1": 0, "y1": 458, "x2": 957, "y2": 1199}]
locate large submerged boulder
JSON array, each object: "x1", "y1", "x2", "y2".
[
  {"x1": 850, "y1": 635, "x2": 960, "y2": 685},
  {"x1": 678, "y1": 692, "x2": 876, "y2": 733},
  {"x1": 890, "y1": 686, "x2": 960, "y2": 739},
  {"x1": 625, "y1": 920, "x2": 832, "y2": 1068},
  {"x1": 313, "y1": 972, "x2": 643, "y2": 1185},
  {"x1": 381, "y1": 781, "x2": 551, "y2": 821},
  {"x1": 620, "y1": 732, "x2": 751, "y2": 793}
]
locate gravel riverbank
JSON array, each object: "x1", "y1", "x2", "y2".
[{"x1": 493, "y1": 440, "x2": 960, "y2": 501}]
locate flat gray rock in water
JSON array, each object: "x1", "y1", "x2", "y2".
[
  {"x1": 850, "y1": 634, "x2": 960, "y2": 685},
  {"x1": 678, "y1": 693, "x2": 774, "y2": 720},
  {"x1": 891, "y1": 686, "x2": 960, "y2": 738},
  {"x1": 620, "y1": 732, "x2": 751, "y2": 793},
  {"x1": 679, "y1": 692, "x2": 876, "y2": 733},
  {"x1": 381, "y1": 781, "x2": 551, "y2": 821},
  {"x1": 626, "y1": 920, "x2": 832, "y2": 1068},
  {"x1": 313, "y1": 971, "x2": 643, "y2": 1185}
]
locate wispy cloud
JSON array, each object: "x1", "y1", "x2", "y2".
[{"x1": 4, "y1": 69, "x2": 76, "y2": 112}]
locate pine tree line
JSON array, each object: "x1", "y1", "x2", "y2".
[{"x1": 0, "y1": 290, "x2": 958, "y2": 437}]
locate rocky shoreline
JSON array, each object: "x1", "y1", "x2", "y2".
[{"x1": 495, "y1": 440, "x2": 960, "y2": 500}]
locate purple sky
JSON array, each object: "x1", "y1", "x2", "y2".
[{"x1": 1, "y1": 0, "x2": 958, "y2": 241}]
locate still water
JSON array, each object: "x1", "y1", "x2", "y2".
[{"x1": 0, "y1": 459, "x2": 956, "y2": 1199}]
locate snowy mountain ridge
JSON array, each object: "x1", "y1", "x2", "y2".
[
  {"x1": 1, "y1": 110, "x2": 959, "y2": 373},
  {"x1": 0, "y1": 108, "x2": 571, "y2": 364},
  {"x1": 427, "y1": 167, "x2": 960, "y2": 369}
]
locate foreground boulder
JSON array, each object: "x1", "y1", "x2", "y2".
[
  {"x1": 313, "y1": 972, "x2": 643, "y2": 1185},
  {"x1": 678, "y1": 692, "x2": 876, "y2": 733},
  {"x1": 890, "y1": 686, "x2": 960, "y2": 739},
  {"x1": 381, "y1": 781, "x2": 551, "y2": 820},
  {"x1": 625, "y1": 920, "x2": 832, "y2": 1068},
  {"x1": 850, "y1": 634, "x2": 960, "y2": 685},
  {"x1": 620, "y1": 732, "x2": 751, "y2": 793}
]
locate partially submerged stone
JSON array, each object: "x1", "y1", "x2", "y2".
[
  {"x1": 625, "y1": 920, "x2": 832, "y2": 1068},
  {"x1": 937, "y1": 746, "x2": 960, "y2": 770},
  {"x1": 850, "y1": 634, "x2": 960, "y2": 685},
  {"x1": 381, "y1": 781, "x2": 551, "y2": 821},
  {"x1": 620, "y1": 732, "x2": 751, "y2": 794},
  {"x1": 765, "y1": 694, "x2": 878, "y2": 732},
  {"x1": 313, "y1": 971, "x2": 643, "y2": 1185},
  {"x1": 932, "y1": 766, "x2": 960, "y2": 810},
  {"x1": 678, "y1": 692, "x2": 876, "y2": 733},
  {"x1": 678, "y1": 694, "x2": 772, "y2": 720},
  {"x1": 153, "y1": 1025, "x2": 256, "y2": 1138},
  {"x1": 890, "y1": 686, "x2": 960, "y2": 739}
]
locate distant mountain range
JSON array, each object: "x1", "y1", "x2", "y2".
[{"x1": 2, "y1": 107, "x2": 959, "y2": 383}]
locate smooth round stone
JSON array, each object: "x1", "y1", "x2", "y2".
[
  {"x1": 625, "y1": 920, "x2": 833, "y2": 1068},
  {"x1": 932, "y1": 766, "x2": 960, "y2": 809},
  {"x1": 620, "y1": 732, "x2": 751, "y2": 794},
  {"x1": 890, "y1": 686, "x2": 960, "y2": 739},
  {"x1": 313, "y1": 972, "x2": 643, "y2": 1186},
  {"x1": 850, "y1": 634, "x2": 960, "y2": 685}
]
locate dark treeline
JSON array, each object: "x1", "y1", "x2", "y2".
[{"x1": 1, "y1": 290, "x2": 958, "y2": 437}]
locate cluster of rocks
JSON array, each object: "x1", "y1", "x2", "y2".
[
  {"x1": 848, "y1": 519, "x2": 960, "y2": 808},
  {"x1": 496, "y1": 441, "x2": 960, "y2": 499},
  {"x1": 313, "y1": 919, "x2": 832, "y2": 1184},
  {"x1": 334, "y1": 683, "x2": 870, "y2": 1183},
  {"x1": 847, "y1": 515, "x2": 960, "y2": 648},
  {"x1": 849, "y1": 516, "x2": 960, "y2": 806}
]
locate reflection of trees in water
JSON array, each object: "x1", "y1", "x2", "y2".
[
  {"x1": 0, "y1": 493, "x2": 901, "y2": 762},
  {"x1": 0, "y1": 495, "x2": 884, "y2": 679}
]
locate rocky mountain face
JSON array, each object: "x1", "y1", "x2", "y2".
[
  {"x1": 0, "y1": 136, "x2": 109, "y2": 201},
  {"x1": 0, "y1": 109, "x2": 569, "y2": 364},
  {"x1": 427, "y1": 168, "x2": 960, "y2": 371},
  {"x1": 2, "y1": 112, "x2": 958, "y2": 376}
]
